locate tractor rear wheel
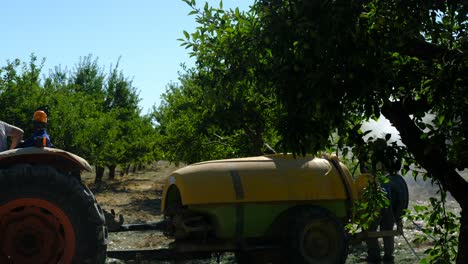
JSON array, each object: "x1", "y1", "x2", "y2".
[
  {"x1": 0, "y1": 164, "x2": 107, "y2": 264},
  {"x1": 287, "y1": 207, "x2": 347, "y2": 264}
]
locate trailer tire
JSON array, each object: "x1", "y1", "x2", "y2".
[
  {"x1": 0, "y1": 164, "x2": 107, "y2": 264},
  {"x1": 287, "y1": 207, "x2": 347, "y2": 264}
]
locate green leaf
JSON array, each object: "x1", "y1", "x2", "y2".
[
  {"x1": 183, "y1": 30, "x2": 190, "y2": 40},
  {"x1": 438, "y1": 115, "x2": 445, "y2": 125}
]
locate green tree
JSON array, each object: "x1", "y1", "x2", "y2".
[
  {"x1": 180, "y1": 0, "x2": 467, "y2": 262},
  {"x1": 257, "y1": 1, "x2": 467, "y2": 262},
  {"x1": 0, "y1": 55, "x2": 44, "y2": 131},
  {"x1": 65, "y1": 56, "x2": 152, "y2": 181},
  {"x1": 72, "y1": 55, "x2": 106, "y2": 98},
  {"x1": 42, "y1": 66, "x2": 103, "y2": 153},
  {"x1": 79, "y1": 110, "x2": 123, "y2": 182},
  {"x1": 154, "y1": 2, "x2": 280, "y2": 163},
  {"x1": 102, "y1": 61, "x2": 143, "y2": 178},
  {"x1": 121, "y1": 114, "x2": 160, "y2": 174},
  {"x1": 0, "y1": 55, "x2": 159, "y2": 183},
  {"x1": 154, "y1": 80, "x2": 234, "y2": 164},
  {"x1": 154, "y1": 65, "x2": 279, "y2": 164}
]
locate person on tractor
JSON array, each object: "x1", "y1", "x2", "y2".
[
  {"x1": 0, "y1": 120, "x2": 24, "y2": 151},
  {"x1": 19, "y1": 110, "x2": 53, "y2": 148}
]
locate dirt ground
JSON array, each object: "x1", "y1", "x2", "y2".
[{"x1": 81, "y1": 162, "x2": 439, "y2": 264}]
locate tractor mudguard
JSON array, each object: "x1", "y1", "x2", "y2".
[{"x1": 0, "y1": 147, "x2": 92, "y2": 172}]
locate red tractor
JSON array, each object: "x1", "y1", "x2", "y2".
[{"x1": 0, "y1": 147, "x2": 107, "y2": 264}]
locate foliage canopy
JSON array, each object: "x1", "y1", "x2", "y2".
[
  {"x1": 0, "y1": 55, "x2": 158, "y2": 182},
  {"x1": 154, "y1": 0, "x2": 467, "y2": 262}
]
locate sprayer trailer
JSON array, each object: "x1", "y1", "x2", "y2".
[
  {"x1": 162, "y1": 154, "x2": 354, "y2": 264},
  {"x1": 107, "y1": 154, "x2": 409, "y2": 264}
]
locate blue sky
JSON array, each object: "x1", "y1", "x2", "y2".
[{"x1": 0, "y1": 0, "x2": 253, "y2": 114}]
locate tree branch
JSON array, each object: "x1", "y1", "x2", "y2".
[{"x1": 382, "y1": 101, "x2": 468, "y2": 208}]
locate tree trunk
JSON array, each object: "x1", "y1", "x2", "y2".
[
  {"x1": 253, "y1": 131, "x2": 264, "y2": 156},
  {"x1": 108, "y1": 165, "x2": 116, "y2": 180},
  {"x1": 382, "y1": 101, "x2": 468, "y2": 263},
  {"x1": 458, "y1": 210, "x2": 468, "y2": 263},
  {"x1": 245, "y1": 126, "x2": 264, "y2": 156},
  {"x1": 125, "y1": 164, "x2": 130, "y2": 176},
  {"x1": 95, "y1": 165, "x2": 105, "y2": 184}
]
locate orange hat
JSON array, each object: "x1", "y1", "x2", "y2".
[{"x1": 33, "y1": 110, "x2": 47, "y2": 123}]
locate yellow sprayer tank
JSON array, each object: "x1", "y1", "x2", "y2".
[{"x1": 161, "y1": 154, "x2": 362, "y2": 264}]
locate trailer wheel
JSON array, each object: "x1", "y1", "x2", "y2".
[
  {"x1": 0, "y1": 164, "x2": 107, "y2": 264},
  {"x1": 288, "y1": 207, "x2": 347, "y2": 264}
]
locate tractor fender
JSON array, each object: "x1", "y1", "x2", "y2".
[{"x1": 0, "y1": 147, "x2": 92, "y2": 172}]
